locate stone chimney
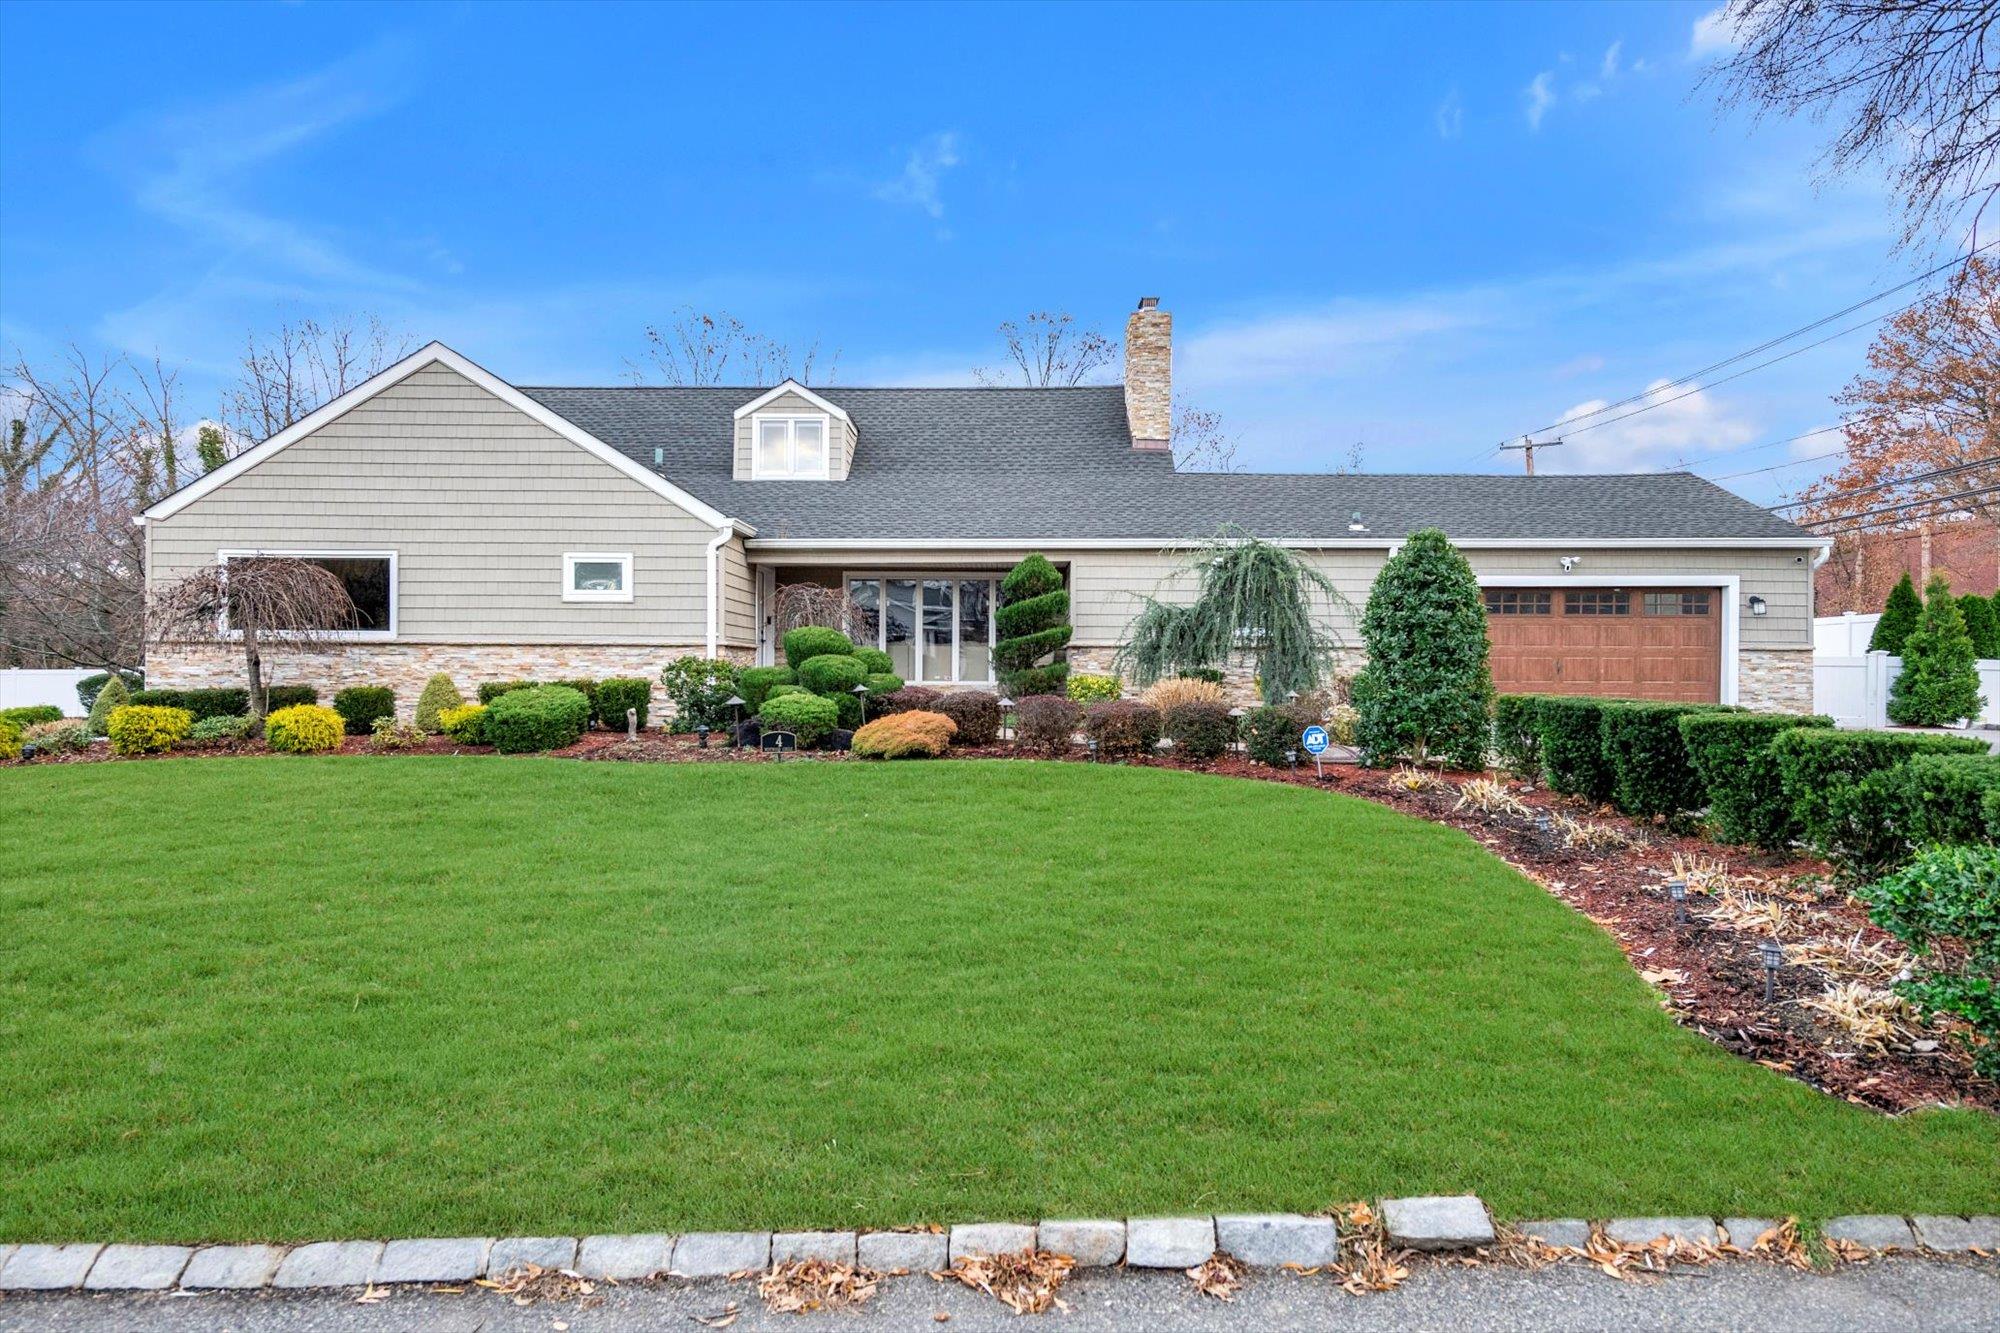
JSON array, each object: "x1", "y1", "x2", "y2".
[{"x1": 1124, "y1": 296, "x2": 1172, "y2": 451}]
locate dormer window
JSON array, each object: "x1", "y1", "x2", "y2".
[{"x1": 754, "y1": 415, "x2": 829, "y2": 479}]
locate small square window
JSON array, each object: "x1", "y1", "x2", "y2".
[
  {"x1": 1644, "y1": 591, "x2": 1711, "y2": 616},
  {"x1": 564, "y1": 552, "x2": 633, "y2": 602},
  {"x1": 1483, "y1": 590, "x2": 1551, "y2": 615},
  {"x1": 1564, "y1": 590, "x2": 1630, "y2": 616},
  {"x1": 751, "y1": 415, "x2": 832, "y2": 478}
]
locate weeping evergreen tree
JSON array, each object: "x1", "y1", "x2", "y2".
[
  {"x1": 1115, "y1": 526, "x2": 1348, "y2": 700},
  {"x1": 1351, "y1": 528, "x2": 1492, "y2": 769}
]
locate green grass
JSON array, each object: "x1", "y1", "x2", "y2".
[{"x1": 2, "y1": 757, "x2": 1995, "y2": 1242}]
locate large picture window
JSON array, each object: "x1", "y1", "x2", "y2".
[
  {"x1": 218, "y1": 550, "x2": 396, "y2": 638},
  {"x1": 845, "y1": 574, "x2": 1000, "y2": 685}
]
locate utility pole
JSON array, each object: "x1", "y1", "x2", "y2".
[{"x1": 1498, "y1": 435, "x2": 1564, "y2": 475}]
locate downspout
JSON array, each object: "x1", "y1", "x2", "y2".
[{"x1": 705, "y1": 524, "x2": 732, "y2": 659}]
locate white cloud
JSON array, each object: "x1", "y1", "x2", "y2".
[
  {"x1": 1542, "y1": 381, "x2": 1760, "y2": 472},
  {"x1": 1600, "y1": 39, "x2": 1623, "y2": 79},
  {"x1": 1180, "y1": 297, "x2": 1486, "y2": 389},
  {"x1": 872, "y1": 131, "x2": 962, "y2": 221},
  {"x1": 1434, "y1": 89, "x2": 1464, "y2": 140},
  {"x1": 1690, "y1": 6, "x2": 1739, "y2": 58},
  {"x1": 1523, "y1": 72, "x2": 1556, "y2": 130},
  {"x1": 1553, "y1": 353, "x2": 1606, "y2": 379}
]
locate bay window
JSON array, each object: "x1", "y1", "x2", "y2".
[{"x1": 845, "y1": 574, "x2": 1000, "y2": 685}]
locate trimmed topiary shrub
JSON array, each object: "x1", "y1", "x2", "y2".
[
  {"x1": 1598, "y1": 701, "x2": 1739, "y2": 817},
  {"x1": 596, "y1": 677, "x2": 652, "y2": 731},
  {"x1": 263, "y1": 704, "x2": 343, "y2": 753},
  {"x1": 1869, "y1": 572, "x2": 1923, "y2": 655},
  {"x1": 782, "y1": 625, "x2": 855, "y2": 670},
  {"x1": 1858, "y1": 842, "x2": 2000, "y2": 1076},
  {"x1": 1678, "y1": 710, "x2": 1835, "y2": 848},
  {"x1": 935, "y1": 690, "x2": 1000, "y2": 745},
  {"x1": 1084, "y1": 700, "x2": 1162, "y2": 756},
  {"x1": 332, "y1": 685, "x2": 396, "y2": 736},
  {"x1": 130, "y1": 687, "x2": 249, "y2": 721},
  {"x1": 798, "y1": 653, "x2": 868, "y2": 696},
  {"x1": 76, "y1": 669, "x2": 141, "y2": 713},
  {"x1": 1066, "y1": 673, "x2": 1121, "y2": 704},
  {"x1": 1772, "y1": 727, "x2": 1991, "y2": 876},
  {"x1": 1886, "y1": 753, "x2": 2000, "y2": 851},
  {"x1": 865, "y1": 672, "x2": 905, "y2": 699},
  {"x1": 438, "y1": 704, "x2": 489, "y2": 745},
  {"x1": 1, "y1": 705, "x2": 62, "y2": 729},
  {"x1": 486, "y1": 684, "x2": 591, "y2": 753},
  {"x1": 1163, "y1": 700, "x2": 1234, "y2": 759},
  {"x1": 881, "y1": 685, "x2": 941, "y2": 714},
  {"x1": 757, "y1": 690, "x2": 840, "y2": 747},
  {"x1": 479, "y1": 680, "x2": 538, "y2": 704},
  {"x1": 186, "y1": 714, "x2": 253, "y2": 747},
  {"x1": 86, "y1": 674, "x2": 130, "y2": 736},
  {"x1": 659, "y1": 656, "x2": 740, "y2": 731},
  {"x1": 1536, "y1": 696, "x2": 1619, "y2": 802},
  {"x1": 852, "y1": 647, "x2": 894, "y2": 675},
  {"x1": 1888, "y1": 575, "x2": 1984, "y2": 726},
  {"x1": 22, "y1": 719, "x2": 90, "y2": 754},
  {"x1": 766, "y1": 683, "x2": 806, "y2": 700},
  {"x1": 736, "y1": 666, "x2": 796, "y2": 712},
  {"x1": 1491, "y1": 694, "x2": 1551, "y2": 778},
  {"x1": 265, "y1": 685, "x2": 319, "y2": 710},
  {"x1": 415, "y1": 674, "x2": 465, "y2": 732},
  {"x1": 1015, "y1": 693, "x2": 1080, "y2": 755},
  {"x1": 1352, "y1": 527, "x2": 1493, "y2": 769},
  {"x1": 852, "y1": 710, "x2": 957, "y2": 759},
  {"x1": 1239, "y1": 705, "x2": 1297, "y2": 766},
  {"x1": 556, "y1": 678, "x2": 602, "y2": 725},
  {"x1": 107, "y1": 705, "x2": 193, "y2": 755},
  {"x1": 996, "y1": 553, "x2": 1071, "y2": 698}
]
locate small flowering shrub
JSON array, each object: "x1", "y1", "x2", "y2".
[
  {"x1": 935, "y1": 690, "x2": 1001, "y2": 745},
  {"x1": 1015, "y1": 694, "x2": 1081, "y2": 755},
  {"x1": 1066, "y1": 673, "x2": 1121, "y2": 704},
  {"x1": 438, "y1": 704, "x2": 490, "y2": 745},
  {"x1": 107, "y1": 704, "x2": 194, "y2": 756},
  {"x1": 1084, "y1": 700, "x2": 1162, "y2": 757},
  {"x1": 264, "y1": 704, "x2": 344, "y2": 754},
  {"x1": 852, "y1": 710, "x2": 958, "y2": 759}
]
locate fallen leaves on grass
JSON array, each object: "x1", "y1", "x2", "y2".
[
  {"x1": 1185, "y1": 1253, "x2": 1244, "y2": 1300},
  {"x1": 932, "y1": 1249, "x2": 1074, "y2": 1315},
  {"x1": 757, "y1": 1259, "x2": 880, "y2": 1315},
  {"x1": 477, "y1": 1263, "x2": 600, "y2": 1307}
]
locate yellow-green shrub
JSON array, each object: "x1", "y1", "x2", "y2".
[
  {"x1": 0, "y1": 718, "x2": 21, "y2": 761},
  {"x1": 438, "y1": 703, "x2": 490, "y2": 745},
  {"x1": 264, "y1": 704, "x2": 344, "y2": 754},
  {"x1": 852, "y1": 709, "x2": 958, "y2": 758},
  {"x1": 106, "y1": 704, "x2": 193, "y2": 755}
]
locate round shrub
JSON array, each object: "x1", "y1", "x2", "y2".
[
  {"x1": 107, "y1": 705, "x2": 193, "y2": 755},
  {"x1": 85, "y1": 674, "x2": 131, "y2": 734},
  {"x1": 438, "y1": 703, "x2": 489, "y2": 745},
  {"x1": 478, "y1": 680, "x2": 538, "y2": 704},
  {"x1": 798, "y1": 653, "x2": 868, "y2": 696},
  {"x1": 782, "y1": 625, "x2": 855, "y2": 670},
  {"x1": 486, "y1": 684, "x2": 592, "y2": 754},
  {"x1": 757, "y1": 690, "x2": 840, "y2": 747},
  {"x1": 852, "y1": 709, "x2": 958, "y2": 759},
  {"x1": 833, "y1": 689, "x2": 863, "y2": 731},
  {"x1": 556, "y1": 678, "x2": 603, "y2": 725},
  {"x1": 414, "y1": 673, "x2": 465, "y2": 732},
  {"x1": 853, "y1": 647, "x2": 894, "y2": 675},
  {"x1": 865, "y1": 672, "x2": 905, "y2": 699},
  {"x1": 22, "y1": 719, "x2": 90, "y2": 754},
  {"x1": 2, "y1": 705, "x2": 63, "y2": 729},
  {"x1": 1067, "y1": 673, "x2": 1121, "y2": 704},
  {"x1": 1084, "y1": 700, "x2": 1162, "y2": 756},
  {"x1": 265, "y1": 685, "x2": 320, "y2": 710},
  {"x1": 0, "y1": 718, "x2": 20, "y2": 761},
  {"x1": 1140, "y1": 677, "x2": 1226, "y2": 713},
  {"x1": 186, "y1": 714, "x2": 253, "y2": 747},
  {"x1": 767, "y1": 683, "x2": 807, "y2": 700},
  {"x1": 263, "y1": 704, "x2": 343, "y2": 754},
  {"x1": 1164, "y1": 700, "x2": 1234, "y2": 759},
  {"x1": 736, "y1": 665, "x2": 796, "y2": 712},
  {"x1": 882, "y1": 685, "x2": 941, "y2": 714},
  {"x1": 596, "y1": 677, "x2": 653, "y2": 731},
  {"x1": 1239, "y1": 705, "x2": 1296, "y2": 766},
  {"x1": 1015, "y1": 694, "x2": 1081, "y2": 755},
  {"x1": 935, "y1": 690, "x2": 1000, "y2": 745},
  {"x1": 332, "y1": 685, "x2": 396, "y2": 736}
]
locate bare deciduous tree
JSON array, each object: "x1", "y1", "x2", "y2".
[
  {"x1": 768, "y1": 582, "x2": 867, "y2": 639},
  {"x1": 223, "y1": 316, "x2": 407, "y2": 445},
  {"x1": 974, "y1": 312, "x2": 1117, "y2": 386},
  {"x1": 1171, "y1": 402, "x2": 1239, "y2": 473},
  {"x1": 1705, "y1": 0, "x2": 2000, "y2": 242},
  {"x1": 149, "y1": 558, "x2": 358, "y2": 717},
  {"x1": 629, "y1": 309, "x2": 837, "y2": 386}
]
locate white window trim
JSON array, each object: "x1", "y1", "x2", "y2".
[
  {"x1": 563, "y1": 551, "x2": 635, "y2": 603},
  {"x1": 215, "y1": 548, "x2": 399, "y2": 641},
  {"x1": 751, "y1": 414, "x2": 832, "y2": 480},
  {"x1": 843, "y1": 570, "x2": 1000, "y2": 686}
]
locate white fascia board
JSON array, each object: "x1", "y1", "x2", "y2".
[
  {"x1": 743, "y1": 535, "x2": 1822, "y2": 552},
  {"x1": 140, "y1": 342, "x2": 744, "y2": 533},
  {"x1": 731, "y1": 379, "x2": 851, "y2": 424}
]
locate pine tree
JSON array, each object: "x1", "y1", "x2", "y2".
[
  {"x1": 1351, "y1": 528, "x2": 1494, "y2": 769},
  {"x1": 1956, "y1": 592, "x2": 2000, "y2": 660},
  {"x1": 995, "y1": 553, "x2": 1071, "y2": 697},
  {"x1": 414, "y1": 673, "x2": 465, "y2": 732},
  {"x1": 195, "y1": 424, "x2": 229, "y2": 475},
  {"x1": 1887, "y1": 575, "x2": 1984, "y2": 726},
  {"x1": 1869, "y1": 572, "x2": 1923, "y2": 655}
]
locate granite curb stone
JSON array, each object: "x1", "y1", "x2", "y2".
[
  {"x1": 1382, "y1": 1197, "x2": 1496, "y2": 1251},
  {"x1": 858, "y1": 1231, "x2": 948, "y2": 1272},
  {"x1": 487, "y1": 1237, "x2": 579, "y2": 1275},
  {"x1": 0, "y1": 1244, "x2": 105, "y2": 1291},
  {"x1": 1911, "y1": 1216, "x2": 2000, "y2": 1252},
  {"x1": 770, "y1": 1231, "x2": 857, "y2": 1266},
  {"x1": 83, "y1": 1244, "x2": 192, "y2": 1290},
  {"x1": 1721, "y1": 1218, "x2": 1782, "y2": 1248},
  {"x1": 1824, "y1": 1215, "x2": 1916, "y2": 1251},
  {"x1": 948, "y1": 1223, "x2": 1036, "y2": 1261},
  {"x1": 1215, "y1": 1214, "x2": 1337, "y2": 1268},
  {"x1": 180, "y1": 1245, "x2": 287, "y2": 1289},
  {"x1": 1125, "y1": 1217, "x2": 1216, "y2": 1269},
  {"x1": 671, "y1": 1232, "x2": 771, "y2": 1278},
  {"x1": 373, "y1": 1237, "x2": 493, "y2": 1284},
  {"x1": 1601, "y1": 1217, "x2": 1720, "y2": 1248},
  {"x1": 272, "y1": 1241, "x2": 382, "y2": 1289},
  {"x1": 1037, "y1": 1220, "x2": 1126, "y2": 1267},
  {"x1": 577, "y1": 1234, "x2": 672, "y2": 1280},
  {"x1": 1517, "y1": 1220, "x2": 1592, "y2": 1250}
]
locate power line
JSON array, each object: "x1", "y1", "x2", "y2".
[
  {"x1": 1704, "y1": 449, "x2": 1846, "y2": 482},
  {"x1": 1811, "y1": 504, "x2": 1999, "y2": 540},
  {"x1": 1768, "y1": 456, "x2": 2000, "y2": 512},
  {"x1": 1801, "y1": 482, "x2": 2000, "y2": 528}
]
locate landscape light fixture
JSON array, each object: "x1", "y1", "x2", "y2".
[
  {"x1": 1229, "y1": 706, "x2": 1247, "y2": 754},
  {"x1": 1759, "y1": 939, "x2": 1784, "y2": 1003},
  {"x1": 852, "y1": 682, "x2": 870, "y2": 720},
  {"x1": 1667, "y1": 877, "x2": 1687, "y2": 924},
  {"x1": 1535, "y1": 811, "x2": 1553, "y2": 839},
  {"x1": 1086, "y1": 737, "x2": 1099, "y2": 762},
  {"x1": 1286, "y1": 747, "x2": 1299, "y2": 773},
  {"x1": 998, "y1": 696, "x2": 1015, "y2": 741},
  {"x1": 725, "y1": 695, "x2": 746, "y2": 748},
  {"x1": 695, "y1": 722, "x2": 711, "y2": 749}
]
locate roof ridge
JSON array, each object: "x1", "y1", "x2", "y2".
[{"x1": 518, "y1": 383, "x2": 1123, "y2": 392}]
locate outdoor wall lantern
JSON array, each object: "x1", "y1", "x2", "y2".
[
  {"x1": 1667, "y1": 877, "x2": 1687, "y2": 925},
  {"x1": 1759, "y1": 939, "x2": 1784, "y2": 1003},
  {"x1": 725, "y1": 695, "x2": 746, "y2": 748},
  {"x1": 1748, "y1": 595, "x2": 1768, "y2": 617},
  {"x1": 998, "y1": 697, "x2": 1015, "y2": 741}
]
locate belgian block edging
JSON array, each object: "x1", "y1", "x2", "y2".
[{"x1": 10, "y1": 1200, "x2": 1996, "y2": 1291}]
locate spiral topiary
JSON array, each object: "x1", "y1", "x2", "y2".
[{"x1": 996, "y1": 553, "x2": 1071, "y2": 698}]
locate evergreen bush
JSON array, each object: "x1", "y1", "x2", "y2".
[
  {"x1": 1163, "y1": 700, "x2": 1234, "y2": 759},
  {"x1": 596, "y1": 677, "x2": 652, "y2": 731},
  {"x1": 756, "y1": 691, "x2": 840, "y2": 747},
  {"x1": 1598, "y1": 701, "x2": 1738, "y2": 817},
  {"x1": 1678, "y1": 710, "x2": 1834, "y2": 848},
  {"x1": 1066, "y1": 673, "x2": 1120, "y2": 703},
  {"x1": 486, "y1": 684, "x2": 592, "y2": 753},
  {"x1": 1957, "y1": 592, "x2": 2000, "y2": 659},
  {"x1": 0, "y1": 718, "x2": 20, "y2": 761},
  {"x1": 736, "y1": 666, "x2": 796, "y2": 712},
  {"x1": 1239, "y1": 705, "x2": 1296, "y2": 766},
  {"x1": 782, "y1": 626, "x2": 854, "y2": 670},
  {"x1": 1869, "y1": 572, "x2": 1922, "y2": 654},
  {"x1": 2, "y1": 705, "x2": 62, "y2": 728},
  {"x1": 1772, "y1": 727, "x2": 1989, "y2": 875},
  {"x1": 1858, "y1": 843, "x2": 2000, "y2": 1077},
  {"x1": 414, "y1": 674, "x2": 465, "y2": 732},
  {"x1": 852, "y1": 647, "x2": 894, "y2": 675},
  {"x1": 86, "y1": 675, "x2": 130, "y2": 736},
  {"x1": 76, "y1": 669, "x2": 141, "y2": 713},
  {"x1": 1888, "y1": 575, "x2": 1984, "y2": 726},
  {"x1": 851, "y1": 710, "x2": 956, "y2": 759},
  {"x1": 1491, "y1": 694, "x2": 1551, "y2": 777},
  {"x1": 265, "y1": 685, "x2": 319, "y2": 710},
  {"x1": 262, "y1": 705, "x2": 343, "y2": 754},
  {"x1": 798, "y1": 653, "x2": 867, "y2": 696},
  {"x1": 658, "y1": 656, "x2": 740, "y2": 731},
  {"x1": 1885, "y1": 753, "x2": 2000, "y2": 851},
  {"x1": 438, "y1": 704, "x2": 489, "y2": 745},
  {"x1": 332, "y1": 686, "x2": 396, "y2": 735},
  {"x1": 1536, "y1": 696, "x2": 1619, "y2": 801},
  {"x1": 996, "y1": 553, "x2": 1071, "y2": 697},
  {"x1": 1351, "y1": 528, "x2": 1492, "y2": 769},
  {"x1": 478, "y1": 680, "x2": 538, "y2": 704},
  {"x1": 130, "y1": 687, "x2": 249, "y2": 721}
]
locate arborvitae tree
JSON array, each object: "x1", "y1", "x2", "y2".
[
  {"x1": 414, "y1": 673, "x2": 465, "y2": 732},
  {"x1": 1957, "y1": 592, "x2": 2000, "y2": 660},
  {"x1": 1888, "y1": 575, "x2": 1984, "y2": 726},
  {"x1": 86, "y1": 673, "x2": 130, "y2": 736},
  {"x1": 1869, "y1": 572, "x2": 1923, "y2": 655},
  {"x1": 195, "y1": 424, "x2": 229, "y2": 475},
  {"x1": 1351, "y1": 528, "x2": 1494, "y2": 769},
  {"x1": 996, "y1": 553, "x2": 1071, "y2": 697}
]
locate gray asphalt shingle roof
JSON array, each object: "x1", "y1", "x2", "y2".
[{"x1": 518, "y1": 384, "x2": 1812, "y2": 543}]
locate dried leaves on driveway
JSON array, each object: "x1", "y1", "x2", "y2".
[{"x1": 932, "y1": 1249, "x2": 1075, "y2": 1315}]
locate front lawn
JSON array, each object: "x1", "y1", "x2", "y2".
[{"x1": 2, "y1": 757, "x2": 1995, "y2": 1242}]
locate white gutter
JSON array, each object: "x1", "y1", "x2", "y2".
[
  {"x1": 705, "y1": 524, "x2": 733, "y2": 658},
  {"x1": 743, "y1": 535, "x2": 1828, "y2": 552}
]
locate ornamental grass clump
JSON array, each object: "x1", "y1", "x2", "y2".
[
  {"x1": 263, "y1": 704, "x2": 344, "y2": 754},
  {"x1": 1351, "y1": 528, "x2": 1492, "y2": 770},
  {"x1": 1014, "y1": 694, "x2": 1080, "y2": 755},
  {"x1": 486, "y1": 684, "x2": 592, "y2": 753},
  {"x1": 414, "y1": 674, "x2": 464, "y2": 732},
  {"x1": 851, "y1": 710, "x2": 957, "y2": 759},
  {"x1": 1140, "y1": 676, "x2": 1227, "y2": 712},
  {"x1": 934, "y1": 690, "x2": 1001, "y2": 745}
]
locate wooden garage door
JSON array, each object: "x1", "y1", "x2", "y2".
[{"x1": 1484, "y1": 587, "x2": 1720, "y2": 703}]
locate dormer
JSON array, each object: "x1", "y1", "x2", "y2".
[{"x1": 732, "y1": 380, "x2": 856, "y2": 480}]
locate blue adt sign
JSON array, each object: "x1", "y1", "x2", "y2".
[{"x1": 1300, "y1": 725, "x2": 1330, "y2": 756}]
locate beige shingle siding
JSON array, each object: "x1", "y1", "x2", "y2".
[
  {"x1": 719, "y1": 536, "x2": 756, "y2": 648},
  {"x1": 147, "y1": 363, "x2": 722, "y2": 643},
  {"x1": 732, "y1": 389, "x2": 851, "y2": 480}
]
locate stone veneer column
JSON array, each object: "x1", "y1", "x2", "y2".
[
  {"x1": 1736, "y1": 649, "x2": 1814, "y2": 713},
  {"x1": 1123, "y1": 299, "x2": 1172, "y2": 450}
]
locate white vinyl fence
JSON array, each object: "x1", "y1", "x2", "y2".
[
  {"x1": 1814, "y1": 611, "x2": 1882, "y2": 656},
  {"x1": 0, "y1": 668, "x2": 96, "y2": 715},
  {"x1": 1813, "y1": 650, "x2": 2000, "y2": 728}
]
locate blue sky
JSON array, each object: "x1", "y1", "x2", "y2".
[{"x1": 0, "y1": 1, "x2": 1946, "y2": 503}]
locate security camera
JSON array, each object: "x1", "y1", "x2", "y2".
[{"x1": 1559, "y1": 555, "x2": 1583, "y2": 572}]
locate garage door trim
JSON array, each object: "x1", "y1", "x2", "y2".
[{"x1": 1477, "y1": 573, "x2": 1741, "y2": 704}]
